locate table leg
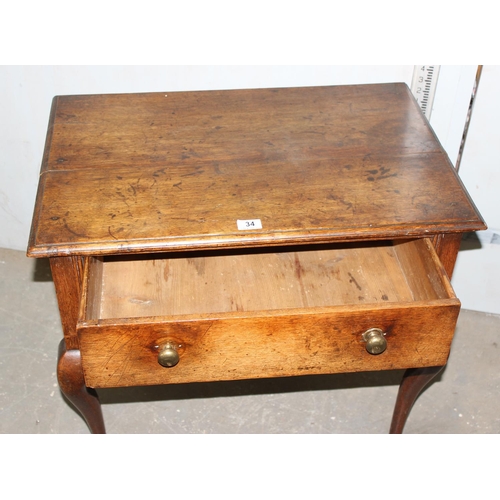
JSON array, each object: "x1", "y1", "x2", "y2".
[
  {"x1": 389, "y1": 365, "x2": 445, "y2": 434},
  {"x1": 57, "y1": 340, "x2": 106, "y2": 434}
]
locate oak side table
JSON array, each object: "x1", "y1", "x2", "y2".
[{"x1": 27, "y1": 83, "x2": 486, "y2": 433}]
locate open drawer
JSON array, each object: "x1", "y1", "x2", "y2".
[{"x1": 77, "y1": 238, "x2": 460, "y2": 388}]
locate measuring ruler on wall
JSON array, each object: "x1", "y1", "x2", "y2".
[{"x1": 410, "y1": 65, "x2": 440, "y2": 119}]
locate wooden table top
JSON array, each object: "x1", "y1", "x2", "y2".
[{"x1": 27, "y1": 83, "x2": 485, "y2": 257}]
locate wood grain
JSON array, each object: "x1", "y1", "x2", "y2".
[
  {"x1": 50, "y1": 256, "x2": 84, "y2": 350},
  {"x1": 27, "y1": 83, "x2": 487, "y2": 433},
  {"x1": 88, "y1": 239, "x2": 450, "y2": 320},
  {"x1": 77, "y1": 238, "x2": 460, "y2": 388},
  {"x1": 27, "y1": 83, "x2": 486, "y2": 257},
  {"x1": 78, "y1": 301, "x2": 460, "y2": 388}
]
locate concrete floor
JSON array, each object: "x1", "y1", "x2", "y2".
[{"x1": 1, "y1": 246, "x2": 499, "y2": 434}]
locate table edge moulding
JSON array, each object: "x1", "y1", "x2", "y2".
[{"x1": 27, "y1": 82, "x2": 486, "y2": 434}]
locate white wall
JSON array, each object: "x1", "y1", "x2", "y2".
[
  {"x1": 2, "y1": 65, "x2": 496, "y2": 313},
  {"x1": 449, "y1": 65, "x2": 500, "y2": 315},
  {"x1": 1, "y1": 65, "x2": 414, "y2": 252},
  {"x1": 428, "y1": 66, "x2": 478, "y2": 167}
]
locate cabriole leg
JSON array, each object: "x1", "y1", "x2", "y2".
[
  {"x1": 390, "y1": 365, "x2": 445, "y2": 434},
  {"x1": 57, "y1": 340, "x2": 105, "y2": 434}
]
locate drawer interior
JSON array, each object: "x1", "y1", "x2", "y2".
[{"x1": 81, "y1": 238, "x2": 455, "y2": 321}]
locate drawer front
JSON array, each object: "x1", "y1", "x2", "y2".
[{"x1": 78, "y1": 301, "x2": 460, "y2": 388}]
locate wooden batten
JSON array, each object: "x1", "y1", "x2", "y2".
[{"x1": 79, "y1": 257, "x2": 103, "y2": 322}]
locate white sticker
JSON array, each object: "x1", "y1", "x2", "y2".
[{"x1": 237, "y1": 219, "x2": 262, "y2": 230}]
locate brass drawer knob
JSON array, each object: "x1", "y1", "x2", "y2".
[
  {"x1": 158, "y1": 342, "x2": 180, "y2": 367},
  {"x1": 362, "y1": 328, "x2": 387, "y2": 355}
]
